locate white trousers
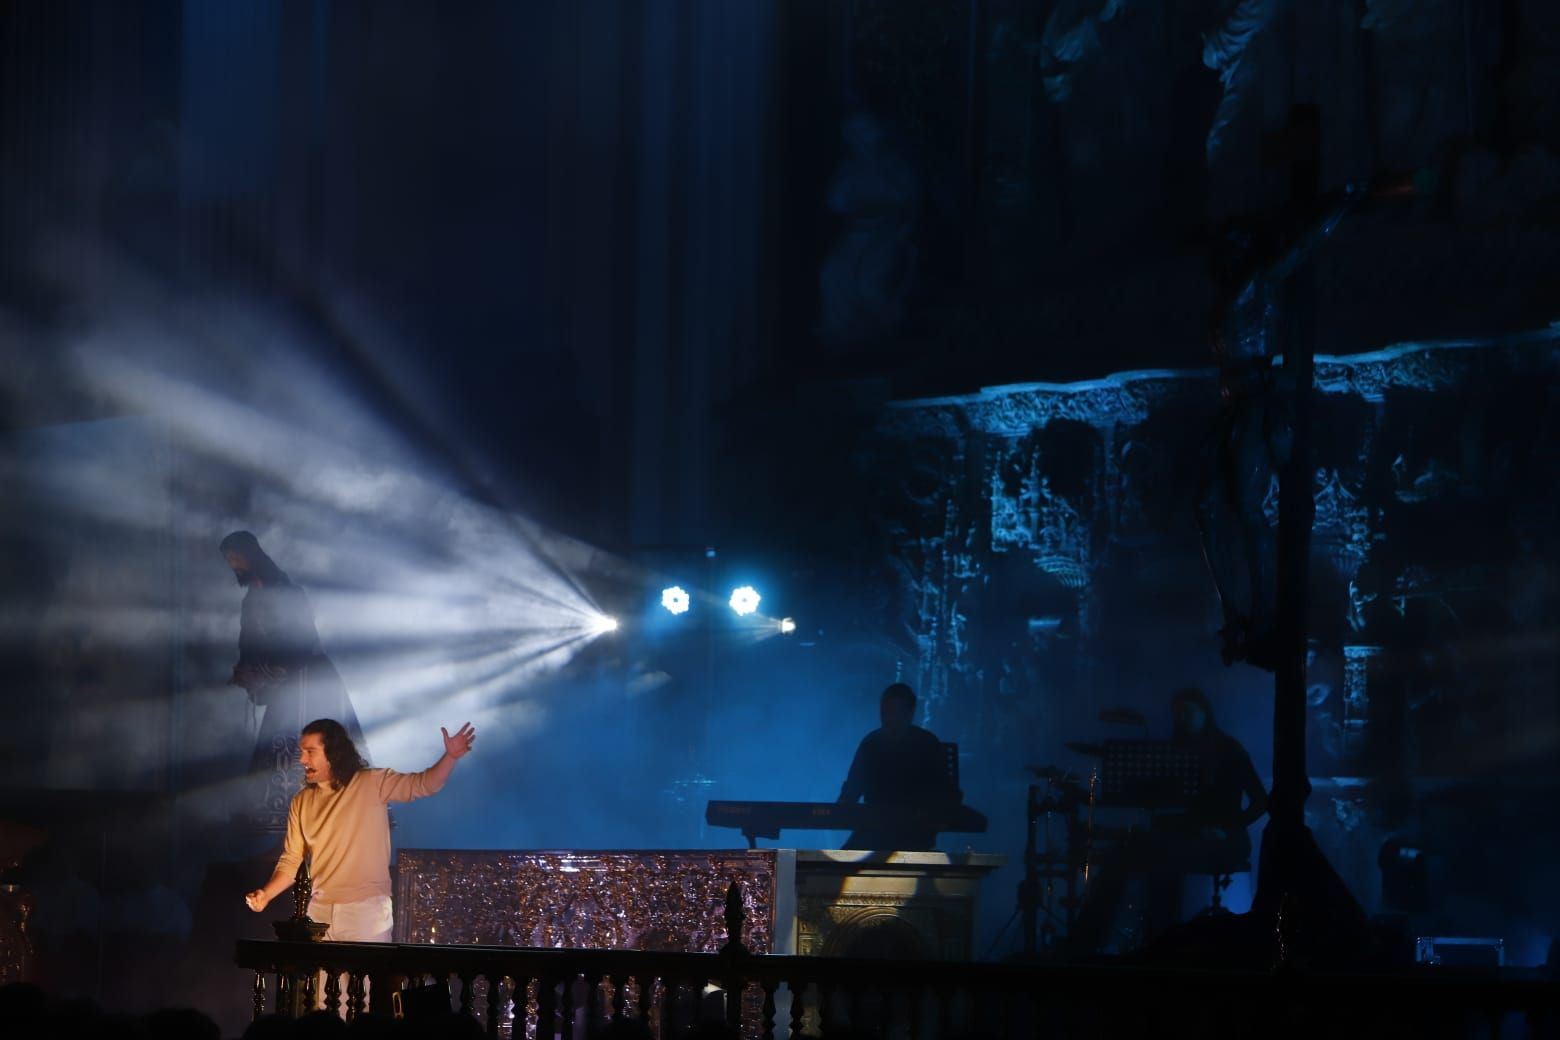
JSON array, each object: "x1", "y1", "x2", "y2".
[
  {"x1": 308, "y1": 895, "x2": 394, "y2": 943},
  {"x1": 304, "y1": 896, "x2": 392, "y2": 1015}
]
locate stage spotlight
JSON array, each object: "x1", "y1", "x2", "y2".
[
  {"x1": 729, "y1": 586, "x2": 761, "y2": 616},
  {"x1": 591, "y1": 614, "x2": 619, "y2": 634},
  {"x1": 660, "y1": 586, "x2": 691, "y2": 616},
  {"x1": 779, "y1": 617, "x2": 796, "y2": 635}
]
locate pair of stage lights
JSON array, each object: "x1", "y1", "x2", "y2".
[
  {"x1": 659, "y1": 584, "x2": 755, "y2": 616},
  {"x1": 660, "y1": 585, "x2": 796, "y2": 634}
]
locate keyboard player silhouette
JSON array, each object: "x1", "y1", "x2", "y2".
[{"x1": 835, "y1": 683, "x2": 962, "y2": 850}]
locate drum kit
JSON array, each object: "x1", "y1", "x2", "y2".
[{"x1": 1006, "y1": 708, "x2": 1144, "y2": 957}]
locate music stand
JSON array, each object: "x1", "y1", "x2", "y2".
[{"x1": 1098, "y1": 741, "x2": 1203, "y2": 808}]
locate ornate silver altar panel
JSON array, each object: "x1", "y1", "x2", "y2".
[{"x1": 394, "y1": 849, "x2": 777, "y2": 953}]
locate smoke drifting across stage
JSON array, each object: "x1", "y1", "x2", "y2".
[
  {"x1": 5, "y1": 235, "x2": 1558, "y2": 1010},
  {"x1": 0, "y1": 242, "x2": 648, "y2": 831},
  {"x1": 0, "y1": 237, "x2": 871, "y2": 874}
]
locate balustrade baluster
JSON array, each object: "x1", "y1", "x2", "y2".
[
  {"x1": 383, "y1": 973, "x2": 398, "y2": 1019},
  {"x1": 560, "y1": 974, "x2": 577, "y2": 1040},
  {"x1": 368, "y1": 971, "x2": 395, "y2": 1018},
  {"x1": 517, "y1": 977, "x2": 537, "y2": 1040},
  {"x1": 346, "y1": 972, "x2": 365, "y2": 1020},
  {"x1": 724, "y1": 980, "x2": 742, "y2": 1031},
  {"x1": 229, "y1": 924, "x2": 1560, "y2": 1038},
  {"x1": 818, "y1": 983, "x2": 836, "y2": 1035},
  {"x1": 612, "y1": 973, "x2": 627, "y2": 1020},
  {"x1": 459, "y1": 972, "x2": 476, "y2": 1018},
  {"x1": 586, "y1": 972, "x2": 601, "y2": 1032},
  {"x1": 324, "y1": 969, "x2": 342, "y2": 1015},
  {"x1": 633, "y1": 975, "x2": 652, "y2": 1022},
  {"x1": 391, "y1": 973, "x2": 408, "y2": 1020},
  {"x1": 412, "y1": 971, "x2": 432, "y2": 1015},
  {"x1": 760, "y1": 980, "x2": 777, "y2": 1040},
  {"x1": 537, "y1": 976, "x2": 557, "y2": 1040},
  {"x1": 786, "y1": 980, "x2": 807, "y2": 1040},
  {"x1": 485, "y1": 971, "x2": 506, "y2": 1038},
  {"x1": 656, "y1": 978, "x2": 675, "y2": 1040}
]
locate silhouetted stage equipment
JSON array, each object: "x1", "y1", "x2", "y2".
[
  {"x1": 1096, "y1": 740, "x2": 1205, "y2": 808},
  {"x1": 1011, "y1": 742, "x2": 1224, "y2": 955},
  {"x1": 1416, "y1": 936, "x2": 1506, "y2": 967},
  {"x1": 1026, "y1": 764, "x2": 1084, "y2": 790},
  {"x1": 1067, "y1": 740, "x2": 1210, "y2": 806},
  {"x1": 704, "y1": 800, "x2": 989, "y2": 849},
  {"x1": 393, "y1": 848, "x2": 1005, "y2": 961}
]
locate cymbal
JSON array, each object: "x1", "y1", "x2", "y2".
[
  {"x1": 1026, "y1": 764, "x2": 1073, "y2": 781},
  {"x1": 1065, "y1": 741, "x2": 1106, "y2": 758}
]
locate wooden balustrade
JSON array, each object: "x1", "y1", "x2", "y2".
[{"x1": 235, "y1": 883, "x2": 1560, "y2": 1038}]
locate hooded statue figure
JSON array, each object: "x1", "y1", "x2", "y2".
[{"x1": 220, "y1": 530, "x2": 367, "y2": 832}]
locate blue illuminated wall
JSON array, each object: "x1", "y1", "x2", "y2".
[{"x1": 859, "y1": 331, "x2": 1560, "y2": 951}]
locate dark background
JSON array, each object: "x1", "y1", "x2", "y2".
[{"x1": 0, "y1": 0, "x2": 1557, "y2": 1030}]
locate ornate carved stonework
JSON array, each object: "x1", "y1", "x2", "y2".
[
  {"x1": 866, "y1": 331, "x2": 1560, "y2": 783},
  {"x1": 240, "y1": 733, "x2": 302, "y2": 835},
  {"x1": 790, "y1": 851, "x2": 1005, "y2": 961}
]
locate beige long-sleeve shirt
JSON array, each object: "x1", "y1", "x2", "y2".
[{"x1": 275, "y1": 766, "x2": 444, "y2": 905}]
